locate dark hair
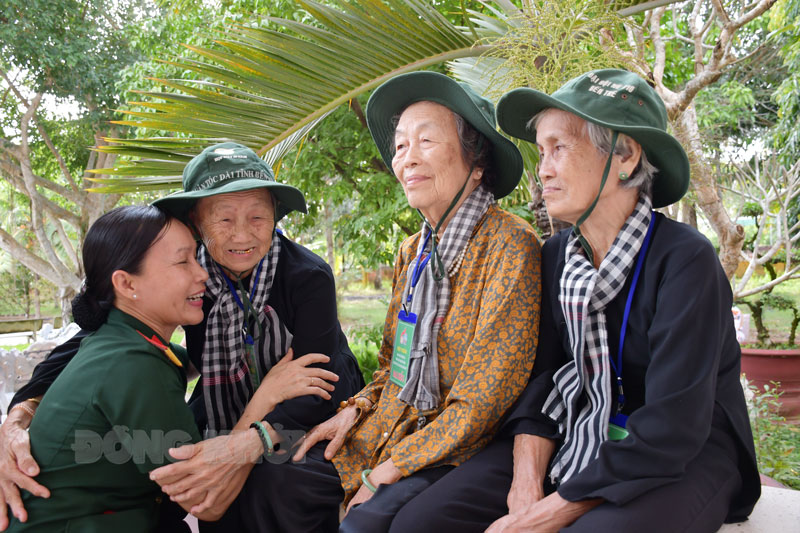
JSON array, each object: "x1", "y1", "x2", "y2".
[
  {"x1": 390, "y1": 105, "x2": 496, "y2": 189},
  {"x1": 71, "y1": 205, "x2": 174, "y2": 330}
]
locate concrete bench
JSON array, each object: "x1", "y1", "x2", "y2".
[
  {"x1": 183, "y1": 486, "x2": 800, "y2": 533},
  {"x1": 719, "y1": 485, "x2": 800, "y2": 532}
]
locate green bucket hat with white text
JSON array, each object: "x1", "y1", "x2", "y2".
[
  {"x1": 152, "y1": 142, "x2": 307, "y2": 222},
  {"x1": 496, "y1": 69, "x2": 689, "y2": 208},
  {"x1": 366, "y1": 71, "x2": 523, "y2": 199}
]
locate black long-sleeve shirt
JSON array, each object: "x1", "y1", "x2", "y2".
[
  {"x1": 11, "y1": 234, "x2": 363, "y2": 434},
  {"x1": 501, "y1": 213, "x2": 760, "y2": 522}
]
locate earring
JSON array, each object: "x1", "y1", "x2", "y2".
[
  {"x1": 619, "y1": 171, "x2": 630, "y2": 181},
  {"x1": 132, "y1": 294, "x2": 138, "y2": 300}
]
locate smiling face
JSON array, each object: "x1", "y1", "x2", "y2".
[
  {"x1": 391, "y1": 101, "x2": 482, "y2": 227},
  {"x1": 192, "y1": 189, "x2": 275, "y2": 278},
  {"x1": 535, "y1": 109, "x2": 630, "y2": 225},
  {"x1": 123, "y1": 221, "x2": 209, "y2": 339}
]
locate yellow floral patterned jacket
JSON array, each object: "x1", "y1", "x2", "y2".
[{"x1": 333, "y1": 205, "x2": 542, "y2": 501}]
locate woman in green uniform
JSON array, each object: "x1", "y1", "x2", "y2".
[{"x1": 6, "y1": 206, "x2": 207, "y2": 532}]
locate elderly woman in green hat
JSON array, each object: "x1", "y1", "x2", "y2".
[
  {"x1": 0, "y1": 142, "x2": 364, "y2": 531},
  {"x1": 390, "y1": 69, "x2": 760, "y2": 533},
  {"x1": 278, "y1": 71, "x2": 542, "y2": 531}
]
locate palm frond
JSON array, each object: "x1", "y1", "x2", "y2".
[
  {"x1": 96, "y1": 0, "x2": 684, "y2": 194},
  {"x1": 97, "y1": 0, "x2": 484, "y2": 191}
]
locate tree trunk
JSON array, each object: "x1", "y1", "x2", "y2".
[
  {"x1": 671, "y1": 106, "x2": 744, "y2": 279},
  {"x1": 323, "y1": 195, "x2": 336, "y2": 269},
  {"x1": 681, "y1": 199, "x2": 698, "y2": 230},
  {"x1": 529, "y1": 180, "x2": 569, "y2": 240},
  {"x1": 59, "y1": 286, "x2": 73, "y2": 327},
  {"x1": 33, "y1": 274, "x2": 41, "y2": 318}
]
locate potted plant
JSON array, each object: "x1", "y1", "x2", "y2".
[{"x1": 732, "y1": 156, "x2": 800, "y2": 420}]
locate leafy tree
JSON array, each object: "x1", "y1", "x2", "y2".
[
  {"x1": 0, "y1": 0, "x2": 149, "y2": 319},
  {"x1": 0, "y1": 0, "x2": 291, "y2": 318},
  {"x1": 769, "y1": 0, "x2": 800, "y2": 161},
  {"x1": 87, "y1": 0, "x2": 670, "y2": 255}
]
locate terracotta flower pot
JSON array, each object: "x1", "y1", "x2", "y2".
[{"x1": 740, "y1": 347, "x2": 800, "y2": 420}]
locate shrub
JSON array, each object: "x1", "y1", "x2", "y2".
[
  {"x1": 745, "y1": 378, "x2": 800, "y2": 489},
  {"x1": 349, "y1": 323, "x2": 382, "y2": 384}
]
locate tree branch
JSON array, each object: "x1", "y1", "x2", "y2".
[
  {"x1": 349, "y1": 98, "x2": 368, "y2": 130},
  {"x1": 0, "y1": 145, "x2": 83, "y2": 205},
  {"x1": 0, "y1": 227, "x2": 59, "y2": 283},
  {"x1": 649, "y1": 8, "x2": 667, "y2": 86},
  {"x1": 33, "y1": 117, "x2": 80, "y2": 192},
  {"x1": 0, "y1": 68, "x2": 30, "y2": 107},
  {"x1": 18, "y1": 92, "x2": 74, "y2": 285}
]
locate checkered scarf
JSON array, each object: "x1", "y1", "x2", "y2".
[
  {"x1": 544, "y1": 195, "x2": 652, "y2": 484},
  {"x1": 398, "y1": 184, "x2": 494, "y2": 411},
  {"x1": 198, "y1": 234, "x2": 292, "y2": 433}
]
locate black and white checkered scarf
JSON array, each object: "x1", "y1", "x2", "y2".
[
  {"x1": 398, "y1": 184, "x2": 494, "y2": 411},
  {"x1": 198, "y1": 234, "x2": 292, "y2": 433},
  {"x1": 544, "y1": 195, "x2": 652, "y2": 484}
]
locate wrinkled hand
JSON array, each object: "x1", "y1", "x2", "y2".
[
  {"x1": 344, "y1": 459, "x2": 401, "y2": 516},
  {"x1": 149, "y1": 430, "x2": 261, "y2": 518},
  {"x1": 506, "y1": 434, "x2": 555, "y2": 515},
  {"x1": 187, "y1": 464, "x2": 251, "y2": 522},
  {"x1": 486, "y1": 492, "x2": 601, "y2": 533},
  {"x1": 506, "y1": 473, "x2": 544, "y2": 516},
  {"x1": 235, "y1": 349, "x2": 339, "y2": 430},
  {"x1": 0, "y1": 407, "x2": 49, "y2": 531},
  {"x1": 292, "y1": 406, "x2": 360, "y2": 462},
  {"x1": 263, "y1": 349, "x2": 338, "y2": 405}
]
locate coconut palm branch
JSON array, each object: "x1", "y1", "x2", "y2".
[{"x1": 89, "y1": 0, "x2": 679, "y2": 194}]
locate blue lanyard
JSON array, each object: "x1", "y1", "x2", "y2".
[
  {"x1": 612, "y1": 214, "x2": 656, "y2": 413},
  {"x1": 405, "y1": 229, "x2": 433, "y2": 308},
  {"x1": 220, "y1": 258, "x2": 264, "y2": 312}
]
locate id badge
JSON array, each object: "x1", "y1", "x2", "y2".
[
  {"x1": 390, "y1": 311, "x2": 417, "y2": 387},
  {"x1": 608, "y1": 412, "x2": 629, "y2": 441},
  {"x1": 244, "y1": 335, "x2": 261, "y2": 389}
]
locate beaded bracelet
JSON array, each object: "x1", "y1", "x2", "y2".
[
  {"x1": 337, "y1": 396, "x2": 372, "y2": 417},
  {"x1": 250, "y1": 421, "x2": 274, "y2": 457},
  {"x1": 361, "y1": 469, "x2": 377, "y2": 493}
]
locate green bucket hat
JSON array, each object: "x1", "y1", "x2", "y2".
[
  {"x1": 496, "y1": 68, "x2": 689, "y2": 208},
  {"x1": 366, "y1": 71, "x2": 523, "y2": 199},
  {"x1": 152, "y1": 142, "x2": 307, "y2": 222}
]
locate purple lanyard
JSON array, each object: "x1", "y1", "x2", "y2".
[{"x1": 612, "y1": 214, "x2": 656, "y2": 415}]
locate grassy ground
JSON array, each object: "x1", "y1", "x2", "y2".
[{"x1": 337, "y1": 284, "x2": 390, "y2": 333}]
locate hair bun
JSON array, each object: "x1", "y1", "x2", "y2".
[{"x1": 70, "y1": 292, "x2": 109, "y2": 331}]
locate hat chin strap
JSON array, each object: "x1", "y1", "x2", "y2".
[
  {"x1": 572, "y1": 131, "x2": 619, "y2": 265},
  {"x1": 417, "y1": 137, "x2": 484, "y2": 282}
]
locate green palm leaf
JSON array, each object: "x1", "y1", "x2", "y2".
[
  {"x1": 93, "y1": 0, "x2": 489, "y2": 191},
  {"x1": 92, "y1": 0, "x2": 681, "y2": 194}
]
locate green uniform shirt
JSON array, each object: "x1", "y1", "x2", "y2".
[{"x1": 9, "y1": 308, "x2": 201, "y2": 533}]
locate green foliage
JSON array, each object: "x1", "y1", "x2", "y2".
[
  {"x1": 349, "y1": 323, "x2": 383, "y2": 384},
  {"x1": 277, "y1": 96, "x2": 415, "y2": 269},
  {"x1": 0, "y1": 0, "x2": 145, "y2": 115},
  {"x1": 0, "y1": 270, "x2": 58, "y2": 316},
  {"x1": 696, "y1": 81, "x2": 757, "y2": 131},
  {"x1": 94, "y1": 0, "x2": 478, "y2": 187},
  {"x1": 769, "y1": 0, "x2": 800, "y2": 162},
  {"x1": 746, "y1": 380, "x2": 800, "y2": 489},
  {"x1": 741, "y1": 202, "x2": 764, "y2": 218},
  {"x1": 739, "y1": 290, "x2": 800, "y2": 346}
]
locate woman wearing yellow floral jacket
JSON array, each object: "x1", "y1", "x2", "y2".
[{"x1": 280, "y1": 71, "x2": 542, "y2": 532}]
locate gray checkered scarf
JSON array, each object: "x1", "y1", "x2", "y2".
[
  {"x1": 398, "y1": 184, "x2": 494, "y2": 411},
  {"x1": 544, "y1": 195, "x2": 652, "y2": 484},
  {"x1": 198, "y1": 233, "x2": 292, "y2": 433}
]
